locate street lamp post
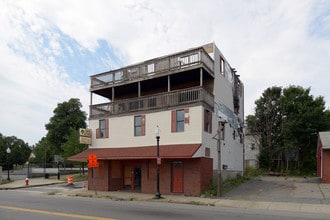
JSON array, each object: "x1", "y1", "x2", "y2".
[
  {"x1": 6, "y1": 147, "x2": 11, "y2": 181},
  {"x1": 155, "y1": 126, "x2": 161, "y2": 199}
]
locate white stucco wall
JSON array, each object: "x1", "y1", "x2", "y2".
[
  {"x1": 210, "y1": 43, "x2": 244, "y2": 174},
  {"x1": 90, "y1": 106, "x2": 203, "y2": 148}
]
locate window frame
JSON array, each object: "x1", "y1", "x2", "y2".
[
  {"x1": 204, "y1": 109, "x2": 212, "y2": 133},
  {"x1": 134, "y1": 116, "x2": 142, "y2": 136},
  {"x1": 134, "y1": 115, "x2": 145, "y2": 136},
  {"x1": 176, "y1": 109, "x2": 185, "y2": 132},
  {"x1": 96, "y1": 118, "x2": 109, "y2": 139},
  {"x1": 99, "y1": 119, "x2": 106, "y2": 138}
]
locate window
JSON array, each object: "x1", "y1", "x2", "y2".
[
  {"x1": 96, "y1": 119, "x2": 109, "y2": 139},
  {"x1": 219, "y1": 121, "x2": 225, "y2": 140},
  {"x1": 100, "y1": 119, "x2": 106, "y2": 138},
  {"x1": 178, "y1": 56, "x2": 189, "y2": 65},
  {"x1": 220, "y1": 56, "x2": 224, "y2": 75},
  {"x1": 134, "y1": 115, "x2": 145, "y2": 136},
  {"x1": 205, "y1": 147, "x2": 210, "y2": 157},
  {"x1": 204, "y1": 109, "x2": 212, "y2": 133},
  {"x1": 172, "y1": 109, "x2": 185, "y2": 132},
  {"x1": 251, "y1": 143, "x2": 256, "y2": 150},
  {"x1": 114, "y1": 71, "x2": 123, "y2": 81},
  {"x1": 147, "y1": 63, "x2": 154, "y2": 73},
  {"x1": 190, "y1": 53, "x2": 199, "y2": 63},
  {"x1": 176, "y1": 110, "x2": 184, "y2": 132}
]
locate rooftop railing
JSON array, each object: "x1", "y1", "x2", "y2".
[
  {"x1": 90, "y1": 47, "x2": 214, "y2": 90},
  {"x1": 90, "y1": 87, "x2": 214, "y2": 119}
]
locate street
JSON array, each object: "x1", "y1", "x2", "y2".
[{"x1": 0, "y1": 186, "x2": 329, "y2": 220}]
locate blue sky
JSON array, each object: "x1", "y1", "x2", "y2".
[{"x1": 0, "y1": 0, "x2": 329, "y2": 145}]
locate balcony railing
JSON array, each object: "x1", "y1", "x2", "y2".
[
  {"x1": 90, "y1": 47, "x2": 214, "y2": 90},
  {"x1": 90, "y1": 87, "x2": 214, "y2": 119}
]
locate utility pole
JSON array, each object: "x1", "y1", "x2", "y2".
[
  {"x1": 216, "y1": 121, "x2": 226, "y2": 197},
  {"x1": 217, "y1": 121, "x2": 222, "y2": 197}
]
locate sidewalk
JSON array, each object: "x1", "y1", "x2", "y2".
[
  {"x1": 2, "y1": 176, "x2": 330, "y2": 215},
  {"x1": 0, "y1": 176, "x2": 64, "y2": 189}
]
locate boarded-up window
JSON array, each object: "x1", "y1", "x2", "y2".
[{"x1": 204, "y1": 109, "x2": 212, "y2": 133}]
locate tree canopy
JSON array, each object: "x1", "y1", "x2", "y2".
[
  {"x1": 32, "y1": 98, "x2": 87, "y2": 163},
  {"x1": 0, "y1": 134, "x2": 31, "y2": 169},
  {"x1": 247, "y1": 85, "x2": 330, "y2": 174}
]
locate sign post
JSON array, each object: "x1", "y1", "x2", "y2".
[{"x1": 88, "y1": 154, "x2": 99, "y2": 195}]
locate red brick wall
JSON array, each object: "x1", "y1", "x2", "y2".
[
  {"x1": 317, "y1": 140, "x2": 322, "y2": 177},
  {"x1": 141, "y1": 159, "x2": 172, "y2": 194},
  {"x1": 88, "y1": 160, "x2": 109, "y2": 191},
  {"x1": 183, "y1": 158, "x2": 213, "y2": 196},
  {"x1": 142, "y1": 158, "x2": 213, "y2": 196},
  {"x1": 322, "y1": 150, "x2": 330, "y2": 183},
  {"x1": 200, "y1": 157, "x2": 213, "y2": 193},
  {"x1": 89, "y1": 158, "x2": 213, "y2": 196},
  {"x1": 109, "y1": 160, "x2": 123, "y2": 191}
]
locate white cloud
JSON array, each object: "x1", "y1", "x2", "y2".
[
  {"x1": 0, "y1": 1, "x2": 90, "y2": 145},
  {"x1": 1, "y1": 0, "x2": 330, "y2": 144}
]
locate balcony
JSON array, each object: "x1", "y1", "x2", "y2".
[
  {"x1": 90, "y1": 47, "x2": 214, "y2": 91},
  {"x1": 90, "y1": 87, "x2": 214, "y2": 119}
]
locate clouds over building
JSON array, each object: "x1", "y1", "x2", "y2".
[{"x1": 0, "y1": 0, "x2": 329, "y2": 144}]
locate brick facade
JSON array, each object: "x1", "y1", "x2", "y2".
[
  {"x1": 322, "y1": 150, "x2": 330, "y2": 183},
  {"x1": 87, "y1": 158, "x2": 213, "y2": 196}
]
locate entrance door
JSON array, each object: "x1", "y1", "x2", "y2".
[
  {"x1": 124, "y1": 165, "x2": 132, "y2": 190},
  {"x1": 133, "y1": 167, "x2": 141, "y2": 191},
  {"x1": 171, "y1": 161, "x2": 183, "y2": 193}
]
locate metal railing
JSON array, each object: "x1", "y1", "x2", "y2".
[{"x1": 90, "y1": 87, "x2": 214, "y2": 119}]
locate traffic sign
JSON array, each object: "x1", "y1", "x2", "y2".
[{"x1": 88, "y1": 154, "x2": 99, "y2": 168}]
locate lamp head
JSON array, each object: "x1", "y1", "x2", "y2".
[{"x1": 155, "y1": 125, "x2": 160, "y2": 138}]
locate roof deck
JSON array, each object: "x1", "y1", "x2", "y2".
[{"x1": 90, "y1": 46, "x2": 214, "y2": 92}]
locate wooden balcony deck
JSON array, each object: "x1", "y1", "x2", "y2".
[
  {"x1": 90, "y1": 47, "x2": 214, "y2": 91},
  {"x1": 90, "y1": 87, "x2": 214, "y2": 119}
]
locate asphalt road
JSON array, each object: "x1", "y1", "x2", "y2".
[{"x1": 0, "y1": 187, "x2": 329, "y2": 220}]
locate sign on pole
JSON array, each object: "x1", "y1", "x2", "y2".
[
  {"x1": 88, "y1": 154, "x2": 99, "y2": 168},
  {"x1": 79, "y1": 128, "x2": 92, "y2": 145}
]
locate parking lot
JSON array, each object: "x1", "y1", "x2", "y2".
[{"x1": 224, "y1": 175, "x2": 330, "y2": 204}]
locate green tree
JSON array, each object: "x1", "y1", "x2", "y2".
[
  {"x1": 247, "y1": 85, "x2": 329, "y2": 174},
  {"x1": 62, "y1": 128, "x2": 88, "y2": 161},
  {"x1": 32, "y1": 137, "x2": 53, "y2": 164},
  {"x1": 0, "y1": 134, "x2": 31, "y2": 169},
  {"x1": 280, "y1": 86, "x2": 328, "y2": 173},
  {"x1": 252, "y1": 86, "x2": 283, "y2": 170},
  {"x1": 325, "y1": 110, "x2": 330, "y2": 130},
  {"x1": 45, "y1": 98, "x2": 87, "y2": 156}
]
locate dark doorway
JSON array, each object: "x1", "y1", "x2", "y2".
[
  {"x1": 172, "y1": 161, "x2": 183, "y2": 193},
  {"x1": 133, "y1": 167, "x2": 141, "y2": 191}
]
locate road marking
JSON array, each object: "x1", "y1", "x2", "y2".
[{"x1": 0, "y1": 205, "x2": 117, "y2": 220}]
